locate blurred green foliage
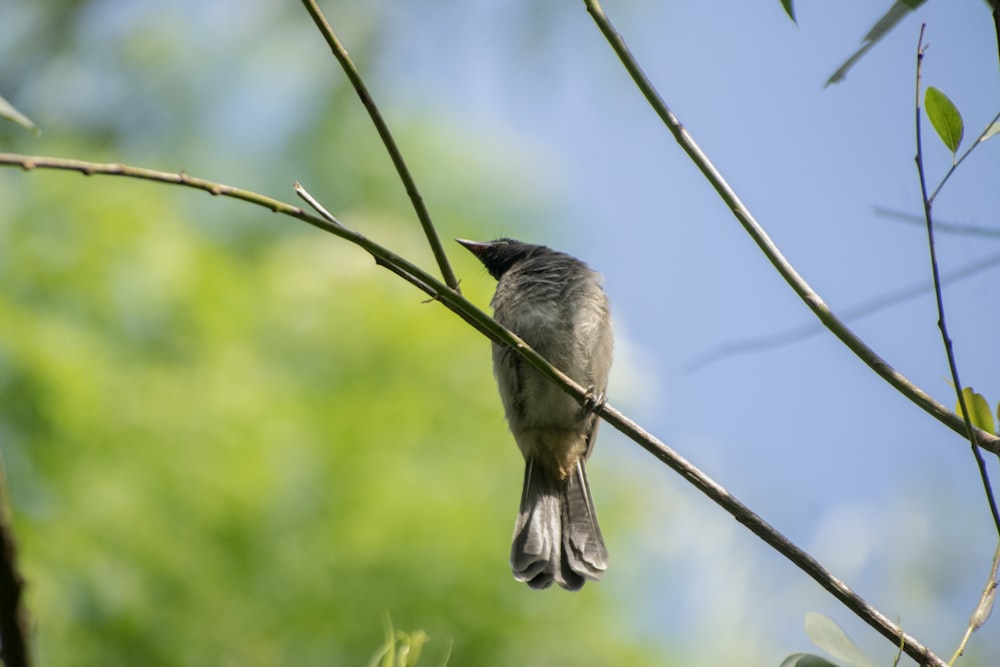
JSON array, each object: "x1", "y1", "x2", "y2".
[{"x1": 0, "y1": 1, "x2": 661, "y2": 665}]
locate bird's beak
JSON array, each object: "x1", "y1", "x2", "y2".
[{"x1": 455, "y1": 238, "x2": 489, "y2": 256}]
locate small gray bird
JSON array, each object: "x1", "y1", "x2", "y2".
[{"x1": 457, "y1": 238, "x2": 613, "y2": 591}]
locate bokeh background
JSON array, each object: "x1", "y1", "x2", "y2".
[{"x1": 1, "y1": 0, "x2": 999, "y2": 665}]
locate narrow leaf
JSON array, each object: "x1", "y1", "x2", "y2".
[
  {"x1": 781, "y1": 0, "x2": 797, "y2": 24},
  {"x1": 0, "y1": 94, "x2": 40, "y2": 135},
  {"x1": 980, "y1": 121, "x2": 1000, "y2": 143},
  {"x1": 825, "y1": 1, "x2": 925, "y2": 87},
  {"x1": 925, "y1": 87, "x2": 964, "y2": 154},
  {"x1": 956, "y1": 387, "x2": 995, "y2": 434},
  {"x1": 780, "y1": 654, "x2": 840, "y2": 667},
  {"x1": 805, "y1": 612, "x2": 876, "y2": 667}
]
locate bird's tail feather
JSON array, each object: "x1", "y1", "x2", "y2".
[{"x1": 510, "y1": 459, "x2": 607, "y2": 590}]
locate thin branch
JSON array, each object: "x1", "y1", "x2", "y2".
[
  {"x1": 927, "y1": 108, "x2": 1000, "y2": 205},
  {"x1": 579, "y1": 0, "x2": 998, "y2": 456},
  {"x1": 0, "y1": 151, "x2": 952, "y2": 667},
  {"x1": 298, "y1": 0, "x2": 461, "y2": 293},
  {"x1": 914, "y1": 27, "x2": 1000, "y2": 537},
  {"x1": 597, "y1": 406, "x2": 946, "y2": 667},
  {"x1": 293, "y1": 182, "x2": 347, "y2": 228}
]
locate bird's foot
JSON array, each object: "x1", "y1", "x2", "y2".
[{"x1": 579, "y1": 385, "x2": 607, "y2": 420}]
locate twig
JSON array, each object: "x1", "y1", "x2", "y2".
[
  {"x1": 294, "y1": 182, "x2": 444, "y2": 297},
  {"x1": 0, "y1": 151, "x2": 950, "y2": 667},
  {"x1": 292, "y1": 182, "x2": 346, "y2": 228},
  {"x1": 578, "y1": 1, "x2": 998, "y2": 454},
  {"x1": 914, "y1": 26, "x2": 1000, "y2": 535},
  {"x1": 298, "y1": 0, "x2": 461, "y2": 293},
  {"x1": 927, "y1": 108, "x2": 1000, "y2": 205}
]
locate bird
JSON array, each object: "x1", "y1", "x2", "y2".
[{"x1": 457, "y1": 238, "x2": 613, "y2": 591}]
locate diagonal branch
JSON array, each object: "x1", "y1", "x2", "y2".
[
  {"x1": 298, "y1": 0, "x2": 461, "y2": 293},
  {"x1": 580, "y1": 0, "x2": 998, "y2": 458},
  {"x1": 0, "y1": 151, "x2": 954, "y2": 667}
]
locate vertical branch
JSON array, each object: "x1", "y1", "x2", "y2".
[
  {"x1": 915, "y1": 27, "x2": 1000, "y2": 662},
  {"x1": 298, "y1": 0, "x2": 461, "y2": 292},
  {"x1": 913, "y1": 26, "x2": 1000, "y2": 536}
]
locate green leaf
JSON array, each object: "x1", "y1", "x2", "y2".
[
  {"x1": 781, "y1": 0, "x2": 797, "y2": 24},
  {"x1": 956, "y1": 387, "x2": 995, "y2": 434},
  {"x1": 925, "y1": 87, "x2": 964, "y2": 154},
  {"x1": 0, "y1": 94, "x2": 40, "y2": 135},
  {"x1": 805, "y1": 612, "x2": 876, "y2": 667},
  {"x1": 780, "y1": 653, "x2": 840, "y2": 667}
]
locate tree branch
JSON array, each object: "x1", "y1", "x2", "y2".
[{"x1": 0, "y1": 151, "x2": 953, "y2": 667}]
